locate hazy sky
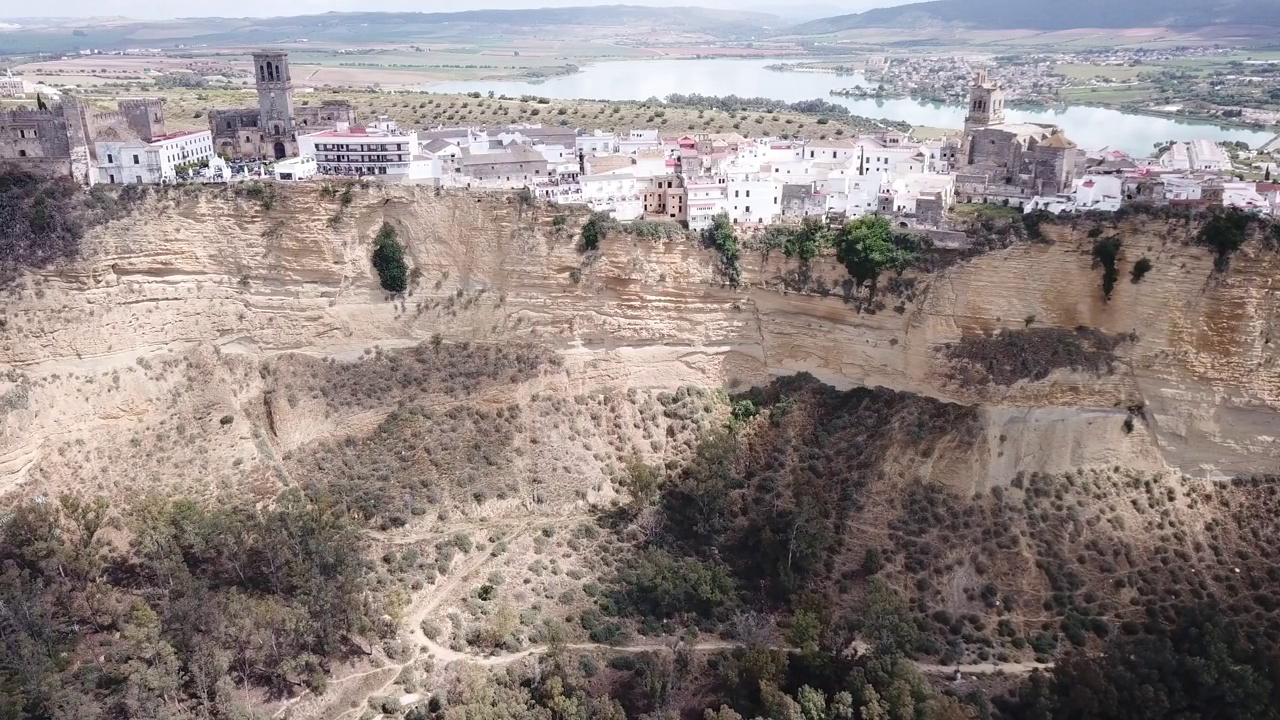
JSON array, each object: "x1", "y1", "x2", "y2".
[{"x1": 7, "y1": 0, "x2": 908, "y2": 20}]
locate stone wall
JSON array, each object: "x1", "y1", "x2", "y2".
[
  {"x1": 295, "y1": 101, "x2": 356, "y2": 131},
  {"x1": 966, "y1": 128, "x2": 1022, "y2": 178}
]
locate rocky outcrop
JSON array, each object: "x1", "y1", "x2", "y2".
[{"x1": 0, "y1": 184, "x2": 1276, "y2": 500}]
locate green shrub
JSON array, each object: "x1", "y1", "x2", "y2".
[
  {"x1": 1091, "y1": 236, "x2": 1122, "y2": 300},
  {"x1": 729, "y1": 399, "x2": 759, "y2": 431},
  {"x1": 371, "y1": 222, "x2": 409, "y2": 293},
  {"x1": 704, "y1": 212, "x2": 741, "y2": 287},
  {"x1": 862, "y1": 548, "x2": 884, "y2": 576},
  {"x1": 1131, "y1": 257, "x2": 1153, "y2": 283},
  {"x1": 834, "y1": 215, "x2": 915, "y2": 291},
  {"x1": 1197, "y1": 208, "x2": 1256, "y2": 272},
  {"x1": 607, "y1": 548, "x2": 738, "y2": 621},
  {"x1": 580, "y1": 211, "x2": 614, "y2": 251}
]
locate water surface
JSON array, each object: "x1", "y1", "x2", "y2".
[{"x1": 428, "y1": 58, "x2": 1274, "y2": 156}]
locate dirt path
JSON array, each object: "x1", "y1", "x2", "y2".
[{"x1": 312, "y1": 526, "x2": 1051, "y2": 719}]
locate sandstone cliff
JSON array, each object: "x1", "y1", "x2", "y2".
[{"x1": 2, "y1": 184, "x2": 1276, "y2": 501}]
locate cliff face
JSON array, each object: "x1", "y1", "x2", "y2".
[{"x1": 1, "y1": 184, "x2": 1276, "y2": 500}]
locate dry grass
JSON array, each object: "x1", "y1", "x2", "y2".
[{"x1": 66, "y1": 85, "x2": 897, "y2": 140}]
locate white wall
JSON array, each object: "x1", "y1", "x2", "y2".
[
  {"x1": 576, "y1": 133, "x2": 618, "y2": 154},
  {"x1": 95, "y1": 130, "x2": 213, "y2": 185},
  {"x1": 727, "y1": 178, "x2": 782, "y2": 225}
]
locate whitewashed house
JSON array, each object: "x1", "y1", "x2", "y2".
[
  {"x1": 576, "y1": 130, "x2": 618, "y2": 155},
  {"x1": 96, "y1": 129, "x2": 214, "y2": 185},
  {"x1": 727, "y1": 177, "x2": 783, "y2": 225}
]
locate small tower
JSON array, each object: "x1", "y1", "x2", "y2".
[
  {"x1": 254, "y1": 51, "x2": 295, "y2": 158},
  {"x1": 118, "y1": 98, "x2": 165, "y2": 141},
  {"x1": 964, "y1": 69, "x2": 1005, "y2": 132}
]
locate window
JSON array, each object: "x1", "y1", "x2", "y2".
[
  {"x1": 132, "y1": 154, "x2": 140, "y2": 164},
  {"x1": 18, "y1": 149, "x2": 26, "y2": 157}
]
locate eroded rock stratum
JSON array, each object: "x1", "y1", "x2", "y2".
[{"x1": 2, "y1": 184, "x2": 1277, "y2": 501}]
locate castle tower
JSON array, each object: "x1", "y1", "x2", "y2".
[
  {"x1": 118, "y1": 98, "x2": 165, "y2": 141},
  {"x1": 253, "y1": 51, "x2": 295, "y2": 159},
  {"x1": 963, "y1": 69, "x2": 1005, "y2": 132}
]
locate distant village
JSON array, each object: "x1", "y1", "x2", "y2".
[{"x1": 3, "y1": 52, "x2": 1280, "y2": 230}]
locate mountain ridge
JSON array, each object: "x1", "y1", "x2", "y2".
[{"x1": 790, "y1": 0, "x2": 1280, "y2": 33}]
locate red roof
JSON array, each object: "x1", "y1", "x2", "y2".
[
  {"x1": 308, "y1": 127, "x2": 405, "y2": 139},
  {"x1": 148, "y1": 129, "x2": 206, "y2": 143}
]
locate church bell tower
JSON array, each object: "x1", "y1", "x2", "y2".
[
  {"x1": 254, "y1": 51, "x2": 295, "y2": 157},
  {"x1": 964, "y1": 69, "x2": 1005, "y2": 132}
]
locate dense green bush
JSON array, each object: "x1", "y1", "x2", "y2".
[
  {"x1": 834, "y1": 215, "x2": 915, "y2": 291},
  {"x1": 0, "y1": 491, "x2": 380, "y2": 718},
  {"x1": 371, "y1": 222, "x2": 408, "y2": 292},
  {"x1": 580, "y1": 211, "x2": 614, "y2": 251},
  {"x1": 705, "y1": 212, "x2": 741, "y2": 287},
  {"x1": 1092, "y1": 236, "x2": 1122, "y2": 300},
  {"x1": 1003, "y1": 609, "x2": 1280, "y2": 720},
  {"x1": 1197, "y1": 208, "x2": 1258, "y2": 272},
  {"x1": 1130, "y1": 257, "x2": 1153, "y2": 283},
  {"x1": 607, "y1": 548, "x2": 738, "y2": 620}
]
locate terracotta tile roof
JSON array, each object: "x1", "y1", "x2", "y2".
[{"x1": 1040, "y1": 132, "x2": 1077, "y2": 150}]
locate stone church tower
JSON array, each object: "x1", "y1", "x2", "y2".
[
  {"x1": 253, "y1": 51, "x2": 296, "y2": 159},
  {"x1": 963, "y1": 69, "x2": 1005, "y2": 132}
]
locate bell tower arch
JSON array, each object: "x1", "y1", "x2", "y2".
[
  {"x1": 964, "y1": 68, "x2": 1005, "y2": 132},
  {"x1": 253, "y1": 51, "x2": 295, "y2": 146}
]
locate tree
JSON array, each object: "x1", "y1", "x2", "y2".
[
  {"x1": 705, "y1": 212, "x2": 741, "y2": 287},
  {"x1": 1001, "y1": 608, "x2": 1280, "y2": 720},
  {"x1": 580, "y1": 211, "x2": 613, "y2": 251},
  {"x1": 776, "y1": 217, "x2": 835, "y2": 263},
  {"x1": 859, "y1": 580, "x2": 920, "y2": 657},
  {"x1": 834, "y1": 216, "x2": 914, "y2": 291},
  {"x1": 371, "y1": 222, "x2": 408, "y2": 293}
]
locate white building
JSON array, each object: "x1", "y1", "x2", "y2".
[
  {"x1": 881, "y1": 173, "x2": 955, "y2": 215},
  {"x1": 620, "y1": 129, "x2": 661, "y2": 155},
  {"x1": 578, "y1": 174, "x2": 643, "y2": 220},
  {"x1": 576, "y1": 130, "x2": 618, "y2": 155},
  {"x1": 273, "y1": 156, "x2": 318, "y2": 182},
  {"x1": 298, "y1": 123, "x2": 417, "y2": 178},
  {"x1": 96, "y1": 129, "x2": 214, "y2": 185},
  {"x1": 686, "y1": 177, "x2": 730, "y2": 232},
  {"x1": 803, "y1": 138, "x2": 861, "y2": 163},
  {"x1": 727, "y1": 177, "x2": 782, "y2": 225},
  {"x1": 1189, "y1": 140, "x2": 1231, "y2": 171},
  {"x1": 1073, "y1": 175, "x2": 1124, "y2": 211},
  {"x1": 421, "y1": 138, "x2": 461, "y2": 160},
  {"x1": 0, "y1": 71, "x2": 26, "y2": 98},
  {"x1": 821, "y1": 170, "x2": 883, "y2": 217},
  {"x1": 1161, "y1": 141, "x2": 1232, "y2": 172}
]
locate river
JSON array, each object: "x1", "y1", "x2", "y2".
[{"x1": 426, "y1": 58, "x2": 1274, "y2": 157}]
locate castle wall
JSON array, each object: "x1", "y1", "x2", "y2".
[
  {"x1": 295, "y1": 101, "x2": 356, "y2": 131},
  {"x1": 117, "y1": 98, "x2": 165, "y2": 141},
  {"x1": 0, "y1": 109, "x2": 72, "y2": 160},
  {"x1": 966, "y1": 128, "x2": 1023, "y2": 178}
]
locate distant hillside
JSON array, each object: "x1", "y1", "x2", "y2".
[
  {"x1": 0, "y1": 6, "x2": 776, "y2": 54},
  {"x1": 790, "y1": 0, "x2": 1280, "y2": 33}
]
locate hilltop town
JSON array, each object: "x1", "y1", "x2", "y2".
[{"x1": 3, "y1": 51, "x2": 1279, "y2": 232}]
